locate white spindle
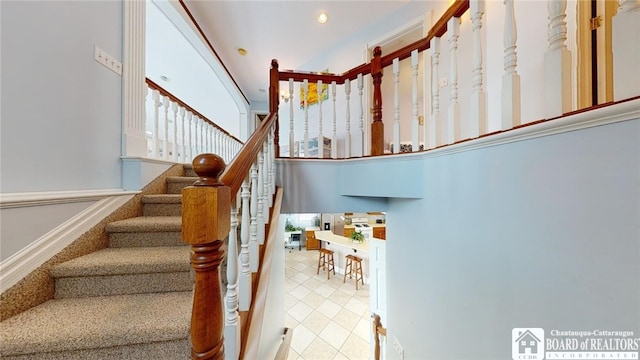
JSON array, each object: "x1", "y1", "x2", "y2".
[
  {"x1": 187, "y1": 112, "x2": 193, "y2": 161},
  {"x1": 357, "y1": 73, "x2": 364, "y2": 157},
  {"x1": 303, "y1": 80, "x2": 309, "y2": 157},
  {"x1": 171, "y1": 102, "x2": 178, "y2": 161},
  {"x1": 264, "y1": 140, "x2": 272, "y2": 211},
  {"x1": 345, "y1": 79, "x2": 352, "y2": 158},
  {"x1": 152, "y1": 90, "x2": 161, "y2": 158},
  {"x1": 431, "y1": 37, "x2": 444, "y2": 147},
  {"x1": 411, "y1": 50, "x2": 420, "y2": 152},
  {"x1": 393, "y1": 58, "x2": 401, "y2": 154},
  {"x1": 289, "y1": 78, "x2": 294, "y2": 158},
  {"x1": 162, "y1": 96, "x2": 170, "y2": 159},
  {"x1": 470, "y1": 0, "x2": 487, "y2": 138},
  {"x1": 448, "y1": 17, "x2": 461, "y2": 144},
  {"x1": 249, "y1": 161, "x2": 259, "y2": 272},
  {"x1": 544, "y1": 0, "x2": 572, "y2": 118},
  {"x1": 269, "y1": 129, "x2": 276, "y2": 198},
  {"x1": 179, "y1": 107, "x2": 186, "y2": 162},
  {"x1": 257, "y1": 150, "x2": 265, "y2": 246},
  {"x1": 200, "y1": 119, "x2": 205, "y2": 154},
  {"x1": 331, "y1": 81, "x2": 337, "y2": 159},
  {"x1": 239, "y1": 176, "x2": 251, "y2": 311},
  {"x1": 224, "y1": 204, "x2": 240, "y2": 360},
  {"x1": 317, "y1": 80, "x2": 324, "y2": 159},
  {"x1": 502, "y1": 0, "x2": 521, "y2": 129}
]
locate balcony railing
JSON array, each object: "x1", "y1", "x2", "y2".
[
  {"x1": 272, "y1": 0, "x2": 639, "y2": 159},
  {"x1": 145, "y1": 78, "x2": 243, "y2": 164}
]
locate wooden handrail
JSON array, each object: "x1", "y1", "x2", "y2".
[
  {"x1": 273, "y1": 328, "x2": 294, "y2": 360},
  {"x1": 145, "y1": 78, "x2": 243, "y2": 144}
]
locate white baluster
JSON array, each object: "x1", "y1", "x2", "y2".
[
  {"x1": 187, "y1": 112, "x2": 193, "y2": 161},
  {"x1": 317, "y1": 80, "x2": 324, "y2": 159},
  {"x1": 345, "y1": 79, "x2": 352, "y2": 158},
  {"x1": 239, "y1": 176, "x2": 251, "y2": 311},
  {"x1": 470, "y1": 0, "x2": 487, "y2": 138},
  {"x1": 303, "y1": 80, "x2": 309, "y2": 157},
  {"x1": 152, "y1": 90, "x2": 161, "y2": 158},
  {"x1": 289, "y1": 78, "x2": 295, "y2": 158},
  {"x1": 544, "y1": 0, "x2": 572, "y2": 118},
  {"x1": 257, "y1": 150, "x2": 265, "y2": 246},
  {"x1": 411, "y1": 50, "x2": 420, "y2": 152},
  {"x1": 448, "y1": 17, "x2": 461, "y2": 144},
  {"x1": 502, "y1": 0, "x2": 521, "y2": 129},
  {"x1": 179, "y1": 107, "x2": 186, "y2": 162},
  {"x1": 357, "y1": 73, "x2": 364, "y2": 157},
  {"x1": 331, "y1": 81, "x2": 337, "y2": 159},
  {"x1": 431, "y1": 37, "x2": 444, "y2": 147},
  {"x1": 224, "y1": 203, "x2": 240, "y2": 360},
  {"x1": 269, "y1": 130, "x2": 275, "y2": 198},
  {"x1": 393, "y1": 58, "x2": 401, "y2": 154},
  {"x1": 171, "y1": 102, "x2": 178, "y2": 161},
  {"x1": 199, "y1": 119, "x2": 205, "y2": 154},
  {"x1": 249, "y1": 161, "x2": 259, "y2": 272},
  {"x1": 265, "y1": 139, "x2": 272, "y2": 211},
  {"x1": 162, "y1": 96, "x2": 170, "y2": 159},
  {"x1": 613, "y1": 0, "x2": 640, "y2": 100}
]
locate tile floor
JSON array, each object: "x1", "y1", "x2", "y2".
[{"x1": 285, "y1": 248, "x2": 371, "y2": 360}]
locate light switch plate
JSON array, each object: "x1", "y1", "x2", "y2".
[{"x1": 94, "y1": 45, "x2": 122, "y2": 76}]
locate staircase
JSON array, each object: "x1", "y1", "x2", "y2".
[{"x1": 0, "y1": 165, "x2": 200, "y2": 359}]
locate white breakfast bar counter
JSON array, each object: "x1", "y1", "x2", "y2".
[{"x1": 314, "y1": 230, "x2": 370, "y2": 283}]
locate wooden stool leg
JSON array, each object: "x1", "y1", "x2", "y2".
[
  {"x1": 356, "y1": 261, "x2": 364, "y2": 290},
  {"x1": 343, "y1": 258, "x2": 351, "y2": 283},
  {"x1": 317, "y1": 252, "x2": 325, "y2": 275}
]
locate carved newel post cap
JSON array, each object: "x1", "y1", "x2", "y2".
[{"x1": 192, "y1": 153, "x2": 226, "y2": 186}]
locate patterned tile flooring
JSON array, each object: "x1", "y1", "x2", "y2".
[{"x1": 285, "y1": 248, "x2": 371, "y2": 360}]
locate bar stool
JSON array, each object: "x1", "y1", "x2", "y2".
[
  {"x1": 343, "y1": 254, "x2": 364, "y2": 290},
  {"x1": 317, "y1": 248, "x2": 335, "y2": 279}
]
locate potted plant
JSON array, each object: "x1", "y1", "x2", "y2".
[{"x1": 349, "y1": 230, "x2": 365, "y2": 243}]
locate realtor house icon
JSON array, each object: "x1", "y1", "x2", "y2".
[
  {"x1": 512, "y1": 328, "x2": 544, "y2": 360},
  {"x1": 515, "y1": 329, "x2": 541, "y2": 354}
]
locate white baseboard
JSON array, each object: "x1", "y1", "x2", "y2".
[{"x1": 0, "y1": 194, "x2": 135, "y2": 293}]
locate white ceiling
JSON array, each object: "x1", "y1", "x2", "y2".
[{"x1": 182, "y1": 0, "x2": 414, "y2": 104}]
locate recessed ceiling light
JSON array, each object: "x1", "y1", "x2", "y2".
[
  {"x1": 237, "y1": 48, "x2": 247, "y2": 56},
  {"x1": 317, "y1": 12, "x2": 328, "y2": 24},
  {"x1": 160, "y1": 75, "x2": 170, "y2": 82}
]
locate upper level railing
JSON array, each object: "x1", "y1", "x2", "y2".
[
  {"x1": 272, "y1": 0, "x2": 640, "y2": 159},
  {"x1": 145, "y1": 78, "x2": 243, "y2": 164}
]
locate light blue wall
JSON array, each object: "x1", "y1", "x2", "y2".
[
  {"x1": 386, "y1": 118, "x2": 640, "y2": 359},
  {"x1": 1, "y1": 1, "x2": 123, "y2": 193},
  {"x1": 278, "y1": 118, "x2": 640, "y2": 359}
]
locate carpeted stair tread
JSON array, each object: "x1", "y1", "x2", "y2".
[
  {"x1": 0, "y1": 292, "x2": 192, "y2": 357},
  {"x1": 166, "y1": 176, "x2": 198, "y2": 183},
  {"x1": 166, "y1": 176, "x2": 199, "y2": 194},
  {"x1": 142, "y1": 194, "x2": 182, "y2": 204},
  {"x1": 105, "y1": 216, "x2": 181, "y2": 232},
  {"x1": 50, "y1": 246, "x2": 190, "y2": 277}
]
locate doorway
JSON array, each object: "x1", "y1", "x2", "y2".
[{"x1": 577, "y1": 0, "x2": 617, "y2": 108}]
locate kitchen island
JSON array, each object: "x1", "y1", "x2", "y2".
[{"x1": 314, "y1": 230, "x2": 369, "y2": 283}]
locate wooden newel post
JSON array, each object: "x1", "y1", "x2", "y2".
[
  {"x1": 371, "y1": 46, "x2": 384, "y2": 156},
  {"x1": 270, "y1": 59, "x2": 280, "y2": 157},
  {"x1": 182, "y1": 153, "x2": 231, "y2": 360}
]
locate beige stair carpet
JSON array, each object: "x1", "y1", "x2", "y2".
[{"x1": 0, "y1": 165, "x2": 201, "y2": 359}]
